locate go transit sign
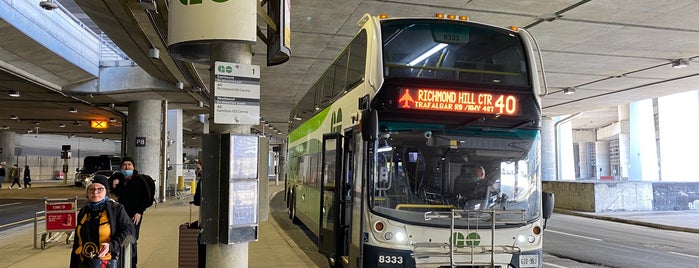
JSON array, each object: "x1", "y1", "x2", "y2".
[{"x1": 213, "y1": 61, "x2": 260, "y2": 125}]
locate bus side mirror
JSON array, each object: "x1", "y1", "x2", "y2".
[
  {"x1": 542, "y1": 191, "x2": 554, "y2": 228},
  {"x1": 361, "y1": 109, "x2": 378, "y2": 141}
]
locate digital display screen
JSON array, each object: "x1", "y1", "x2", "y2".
[{"x1": 397, "y1": 88, "x2": 519, "y2": 115}]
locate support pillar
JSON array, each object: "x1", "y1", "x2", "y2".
[
  {"x1": 0, "y1": 131, "x2": 16, "y2": 167},
  {"x1": 595, "y1": 140, "x2": 610, "y2": 179},
  {"x1": 126, "y1": 100, "x2": 164, "y2": 199},
  {"x1": 167, "y1": 109, "x2": 185, "y2": 198},
  {"x1": 629, "y1": 99, "x2": 658, "y2": 181},
  {"x1": 541, "y1": 116, "x2": 555, "y2": 181},
  {"x1": 658, "y1": 91, "x2": 699, "y2": 181},
  {"x1": 617, "y1": 104, "x2": 630, "y2": 180},
  {"x1": 205, "y1": 42, "x2": 252, "y2": 268}
]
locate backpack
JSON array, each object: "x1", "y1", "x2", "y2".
[{"x1": 141, "y1": 174, "x2": 157, "y2": 208}]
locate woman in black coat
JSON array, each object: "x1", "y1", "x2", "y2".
[{"x1": 70, "y1": 175, "x2": 134, "y2": 268}]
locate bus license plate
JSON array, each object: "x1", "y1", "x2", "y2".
[{"x1": 519, "y1": 255, "x2": 538, "y2": 267}]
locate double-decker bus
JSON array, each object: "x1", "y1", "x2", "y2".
[{"x1": 285, "y1": 13, "x2": 554, "y2": 268}]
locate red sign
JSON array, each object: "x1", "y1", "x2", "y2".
[
  {"x1": 46, "y1": 212, "x2": 76, "y2": 231},
  {"x1": 397, "y1": 88, "x2": 519, "y2": 115},
  {"x1": 46, "y1": 202, "x2": 73, "y2": 211}
]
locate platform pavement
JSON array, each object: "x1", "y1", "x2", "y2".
[
  {"x1": 0, "y1": 180, "x2": 318, "y2": 268},
  {"x1": 1, "y1": 181, "x2": 698, "y2": 267}
]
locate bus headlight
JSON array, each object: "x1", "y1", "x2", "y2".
[
  {"x1": 515, "y1": 234, "x2": 536, "y2": 245},
  {"x1": 394, "y1": 231, "x2": 406, "y2": 242}
]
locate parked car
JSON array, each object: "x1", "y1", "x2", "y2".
[{"x1": 75, "y1": 170, "x2": 116, "y2": 187}]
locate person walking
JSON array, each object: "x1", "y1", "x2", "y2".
[
  {"x1": 109, "y1": 156, "x2": 155, "y2": 268},
  {"x1": 70, "y1": 175, "x2": 134, "y2": 268},
  {"x1": 0, "y1": 162, "x2": 5, "y2": 189},
  {"x1": 9, "y1": 164, "x2": 21, "y2": 189},
  {"x1": 23, "y1": 165, "x2": 31, "y2": 188}
]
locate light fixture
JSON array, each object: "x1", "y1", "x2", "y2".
[
  {"x1": 175, "y1": 81, "x2": 184, "y2": 90},
  {"x1": 563, "y1": 87, "x2": 576, "y2": 95},
  {"x1": 293, "y1": 114, "x2": 302, "y2": 121},
  {"x1": 8, "y1": 90, "x2": 20, "y2": 97},
  {"x1": 147, "y1": 47, "x2": 160, "y2": 59},
  {"x1": 109, "y1": 117, "x2": 117, "y2": 123},
  {"x1": 1, "y1": 126, "x2": 9, "y2": 130},
  {"x1": 59, "y1": 123, "x2": 66, "y2": 128},
  {"x1": 68, "y1": 107, "x2": 77, "y2": 113},
  {"x1": 672, "y1": 58, "x2": 689, "y2": 68},
  {"x1": 10, "y1": 115, "x2": 18, "y2": 120}
]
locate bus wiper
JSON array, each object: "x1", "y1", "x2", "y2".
[
  {"x1": 510, "y1": 120, "x2": 537, "y2": 130},
  {"x1": 449, "y1": 116, "x2": 486, "y2": 130}
]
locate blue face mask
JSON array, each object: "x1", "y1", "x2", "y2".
[{"x1": 122, "y1": 170, "x2": 133, "y2": 177}]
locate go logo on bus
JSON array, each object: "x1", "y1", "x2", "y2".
[
  {"x1": 453, "y1": 232, "x2": 480, "y2": 248},
  {"x1": 179, "y1": 0, "x2": 228, "y2": 5}
]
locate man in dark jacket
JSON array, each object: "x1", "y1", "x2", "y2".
[{"x1": 109, "y1": 156, "x2": 155, "y2": 268}]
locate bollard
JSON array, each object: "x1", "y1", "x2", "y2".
[
  {"x1": 190, "y1": 180, "x2": 196, "y2": 194},
  {"x1": 177, "y1": 176, "x2": 184, "y2": 191}
]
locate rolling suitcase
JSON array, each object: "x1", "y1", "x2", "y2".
[{"x1": 178, "y1": 204, "x2": 200, "y2": 268}]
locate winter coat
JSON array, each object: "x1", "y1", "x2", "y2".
[{"x1": 69, "y1": 199, "x2": 134, "y2": 268}]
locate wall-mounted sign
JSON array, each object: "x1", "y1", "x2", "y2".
[
  {"x1": 213, "y1": 62, "x2": 260, "y2": 125},
  {"x1": 135, "y1": 137, "x2": 146, "y2": 147},
  {"x1": 90, "y1": 120, "x2": 108, "y2": 129},
  {"x1": 397, "y1": 88, "x2": 519, "y2": 115}
]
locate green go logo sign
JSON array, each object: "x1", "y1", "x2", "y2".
[
  {"x1": 179, "y1": 0, "x2": 228, "y2": 5},
  {"x1": 217, "y1": 65, "x2": 233, "y2": 74},
  {"x1": 453, "y1": 232, "x2": 480, "y2": 248}
]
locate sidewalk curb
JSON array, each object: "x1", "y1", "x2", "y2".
[{"x1": 554, "y1": 209, "x2": 699, "y2": 234}]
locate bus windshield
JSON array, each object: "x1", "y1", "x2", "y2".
[
  {"x1": 369, "y1": 128, "x2": 541, "y2": 227},
  {"x1": 382, "y1": 19, "x2": 529, "y2": 87}
]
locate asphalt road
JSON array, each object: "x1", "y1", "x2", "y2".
[{"x1": 545, "y1": 213, "x2": 699, "y2": 267}]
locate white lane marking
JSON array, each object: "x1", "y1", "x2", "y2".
[
  {"x1": 543, "y1": 262, "x2": 568, "y2": 268},
  {"x1": 546, "y1": 230, "x2": 603, "y2": 241},
  {"x1": 670, "y1": 251, "x2": 699, "y2": 259},
  {"x1": 0, "y1": 217, "x2": 39, "y2": 229},
  {"x1": 0, "y1": 202, "x2": 22, "y2": 207}
]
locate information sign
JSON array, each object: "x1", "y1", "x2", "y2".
[
  {"x1": 214, "y1": 61, "x2": 260, "y2": 125},
  {"x1": 397, "y1": 88, "x2": 519, "y2": 115}
]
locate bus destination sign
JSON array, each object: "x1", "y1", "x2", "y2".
[{"x1": 397, "y1": 88, "x2": 518, "y2": 115}]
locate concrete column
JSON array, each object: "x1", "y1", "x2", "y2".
[
  {"x1": 205, "y1": 42, "x2": 252, "y2": 268},
  {"x1": 541, "y1": 116, "x2": 555, "y2": 181},
  {"x1": 0, "y1": 131, "x2": 16, "y2": 167},
  {"x1": 629, "y1": 99, "x2": 658, "y2": 181},
  {"x1": 595, "y1": 140, "x2": 610, "y2": 179},
  {"x1": 617, "y1": 104, "x2": 630, "y2": 180},
  {"x1": 658, "y1": 91, "x2": 699, "y2": 181},
  {"x1": 558, "y1": 119, "x2": 575, "y2": 181},
  {"x1": 127, "y1": 100, "x2": 163, "y2": 199},
  {"x1": 167, "y1": 109, "x2": 184, "y2": 193},
  {"x1": 578, "y1": 142, "x2": 590, "y2": 179}
]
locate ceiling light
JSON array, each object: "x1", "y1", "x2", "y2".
[
  {"x1": 10, "y1": 115, "x2": 18, "y2": 120},
  {"x1": 293, "y1": 114, "x2": 302, "y2": 121},
  {"x1": 563, "y1": 87, "x2": 576, "y2": 95},
  {"x1": 1, "y1": 126, "x2": 9, "y2": 130},
  {"x1": 109, "y1": 117, "x2": 117, "y2": 123},
  {"x1": 59, "y1": 123, "x2": 66, "y2": 128},
  {"x1": 69, "y1": 107, "x2": 77, "y2": 113},
  {"x1": 8, "y1": 90, "x2": 20, "y2": 97},
  {"x1": 672, "y1": 58, "x2": 689, "y2": 68}
]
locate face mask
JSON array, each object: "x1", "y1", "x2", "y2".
[{"x1": 122, "y1": 170, "x2": 134, "y2": 177}]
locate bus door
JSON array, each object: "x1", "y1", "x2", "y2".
[
  {"x1": 337, "y1": 129, "x2": 355, "y2": 267},
  {"x1": 319, "y1": 133, "x2": 343, "y2": 266}
]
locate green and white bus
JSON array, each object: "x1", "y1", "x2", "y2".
[{"x1": 285, "y1": 13, "x2": 554, "y2": 268}]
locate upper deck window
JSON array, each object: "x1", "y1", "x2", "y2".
[{"x1": 381, "y1": 20, "x2": 529, "y2": 87}]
